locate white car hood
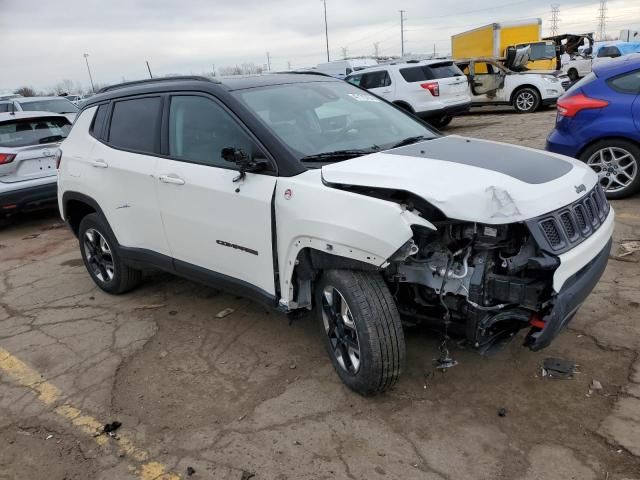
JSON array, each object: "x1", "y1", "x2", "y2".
[{"x1": 321, "y1": 135, "x2": 598, "y2": 224}]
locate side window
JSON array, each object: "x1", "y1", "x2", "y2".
[
  {"x1": 108, "y1": 97, "x2": 161, "y2": 153},
  {"x1": 90, "y1": 104, "x2": 108, "y2": 139},
  {"x1": 168, "y1": 95, "x2": 264, "y2": 169},
  {"x1": 361, "y1": 70, "x2": 391, "y2": 89},
  {"x1": 598, "y1": 46, "x2": 621, "y2": 58},
  {"x1": 347, "y1": 75, "x2": 362, "y2": 86},
  {"x1": 607, "y1": 69, "x2": 640, "y2": 94}
]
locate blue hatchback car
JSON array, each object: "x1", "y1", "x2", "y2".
[{"x1": 546, "y1": 54, "x2": 640, "y2": 198}]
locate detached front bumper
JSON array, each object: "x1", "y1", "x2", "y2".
[{"x1": 524, "y1": 238, "x2": 611, "y2": 351}]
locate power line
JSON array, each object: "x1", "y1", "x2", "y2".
[
  {"x1": 550, "y1": 4, "x2": 560, "y2": 37},
  {"x1": 597, "y1": 0, "x2": 608, "y2": 40}
]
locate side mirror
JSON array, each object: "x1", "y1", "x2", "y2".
[{"x1": 221, "y1": 147, "x2": 269, "y2": 182}]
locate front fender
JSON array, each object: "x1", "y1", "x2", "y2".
[{"x1": 274, "y1": 171, "x2": 434, "y2": 308}]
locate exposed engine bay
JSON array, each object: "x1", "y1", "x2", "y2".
[{"x1": 387, "y1": 221, "x2": 560, "y2": 353}]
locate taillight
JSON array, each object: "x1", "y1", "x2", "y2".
[
  {"x1": 557, "y1": 93, "x2": 609, "y2": 118},
  {"x1": 420, "y1": 82, "x2": 440, "y2": 96},
  {"x1": 55, "y1": 149, "x2": 62, "y2": 169},
  {"x1": 0, "y1": 153, "x2": 16, "y2": 165}
]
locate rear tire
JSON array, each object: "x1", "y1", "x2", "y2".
[
  {"x1": 78, "y1": 213, "x2": 142, "y2": 294},
  {"x1": 428, "y1": 115, "x2": 453, "y2": 128},
  {"x1": 580, "y1": 139, "x2": 640, "y2": 199},
  {"x1": 316, "y1": 269, "x2": 405, "y2": 396},
  {"x1": 513, "y1": 87, "x2": 541, "y2": 113}
]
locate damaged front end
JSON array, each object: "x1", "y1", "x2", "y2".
[{"x1": 385, "y1": 184, "x2": 611, "y2": 354}]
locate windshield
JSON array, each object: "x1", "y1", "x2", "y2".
[
  {"x1": 0, "y1": 117, "x2": 71, "y2": 147},
  {"x1": 233, "y1": 81, "x2": 436, "y2": 160},
  {"x1": 18, "y1": 99, "x2": 79, "y2": 114}
]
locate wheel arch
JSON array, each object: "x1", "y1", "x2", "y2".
[
  {"x1": 62, "y1": 191, "x2": 105, "y2": 237},
  {"x1": 392, "y1": 100, "x2": 414, "y2": 113},
  {"x1": 576, "y1": 135, "x2": 640, "y2": 159}
]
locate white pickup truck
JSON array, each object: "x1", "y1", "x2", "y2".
[
  {"x1": 455, "y1": 58, "x2": 569, "y2": 113},
  {"x1": 562, "y1": 42, "x2": 640, "y2": 81}
]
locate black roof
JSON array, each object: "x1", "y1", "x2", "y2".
[{"x1": 84, "y1": 73, "x2": 338, "y2": 108}]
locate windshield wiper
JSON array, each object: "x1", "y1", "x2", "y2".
[
  {"x1": 390, "y1": 135, "x2": 432, "y2": 149},
  {"x1": 39, "y1": 135, "x2": 65, "y2": 144},
  {"x1": 300, "y1": 148, "x2": 378, "y2": 162}
]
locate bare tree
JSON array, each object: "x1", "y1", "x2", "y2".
[
  {"x1": 14, "y1": 86, "x2": 36, "y2": 97},
  {"x1": 53, "y1": 79, "x2": 76, "y2": 95},
  {"x1": 218, "y1": 63, "x2": 264, "y2": 76}
]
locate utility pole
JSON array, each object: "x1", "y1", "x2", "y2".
[
  {"x1": 83, "y1": 53, "x2": 95, "y2": 93},
  {"x1": 597, "y1": 0, "x2": 607, "y2": 40},
  {"x1": 341, "y1": 46, "x2": 348, "y2": 59},
  {"x1": 266, "y1": 52, "x2": 271, "y2": 72},
  {"x1": 550, "y1": 4, "x2": 560, "y2": 37},
  {"x1": 146, "y1": 61, "x2": 153, "y2": 78},
  {"x1": 322, "y1": 0, "x2": 330, "y2": 62},
  {"x1": 399, "y1": 10, "x2": 406, "y2": 57}
]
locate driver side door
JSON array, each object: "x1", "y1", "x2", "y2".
[
  {"x1": 155, "y1": 94, "x2": 278, "y2": 298},
  {"x1": 468, "y1": 61, "x2": 505, "y2": 102}
]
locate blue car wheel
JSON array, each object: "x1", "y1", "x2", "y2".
[{"x1": 580, "y1": 139, "x2": 640, "y2": 199}]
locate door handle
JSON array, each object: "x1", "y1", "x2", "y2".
[
  {"x1": 91, "y1": 159, "x2": 108, "y2": 168},
  {"x1": 159, "y1": 174, "x2": 185, "y2": 185}
]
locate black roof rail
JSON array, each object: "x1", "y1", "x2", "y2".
[
  {"x1": 97, "y1": 76, "x2": 219, "y2": 94},
  {"x1": 275, "y1": 70, "x2": 335, "y2": 78}
]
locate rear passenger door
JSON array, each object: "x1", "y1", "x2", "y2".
[
  {"x1": 155, "y1": 94, "x2": 278, "y2": 297},
  {"x1": 87, "y1": 97, "x2": 171, "y2": 257},
  {"x1": 360, "y1": 70, "x2": 394, "y2": 100}
]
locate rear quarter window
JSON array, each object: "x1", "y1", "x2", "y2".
[
  {"x1": 606, "y1": 69, "x2": 640, "y2": 94},
  {"x1": 90, "y1": 104, "x2": 109, "y2": 139},
  {"x1": 107, "y1": 97, "x2": 162, "y2": 153},
  {"x1": 400, "y1": 62, "x2": 464, "y2": 82}
]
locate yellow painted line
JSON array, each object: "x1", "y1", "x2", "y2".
[{"x1": 0, "y1": 347, "x2": 180, "y2": 480}]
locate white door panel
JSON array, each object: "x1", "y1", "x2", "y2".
[
  {"x1": 87, "y1": 142, "x2": 170, "y2": 255},
  {"x1": 155, "y1": 159, "x2": 277, "y2": 295}
]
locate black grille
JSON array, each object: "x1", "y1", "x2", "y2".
[
  {"x1": 559, "y1": 211, "x2": 576, "y2": 240},
  {"x1": 529, "y1": 185, "x2": 610, "y2": 253},
  {"x1": 540, "y1": 219, "x2": 562, "y2": 247}
]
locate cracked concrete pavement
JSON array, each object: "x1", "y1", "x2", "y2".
[{"x1": 1, "y1": 108, "x2": 639, "y2": 479}]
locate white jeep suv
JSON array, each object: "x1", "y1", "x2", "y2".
[
  {"x1": 58, "y1": 75, "x2": 613, "y2": 395},
  {"x1": 346, "y1": 59, "x2": 471, "y2": 128}
]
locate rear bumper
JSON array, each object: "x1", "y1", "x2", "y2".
[
  {"x1": 524, "y1": 237, "x2": 611, "y2": 351},
  {"x1": 0, "y1": 181, "x2": 58, "y2": 216},
  {"x1": 416, "y1": 101, "x2": 471, "y2": 119}
]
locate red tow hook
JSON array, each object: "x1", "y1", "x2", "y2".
[{"x1": 529, "y1": 313, "x2": 546, "y2": 329}]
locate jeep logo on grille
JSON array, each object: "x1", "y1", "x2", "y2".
[{"x1": 575, "y1": 184, "x2": 586, "y2": 194}]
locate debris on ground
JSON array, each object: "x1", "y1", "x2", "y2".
[
  {"x1": 40, "y1": 223, "x2": 66, "y2": 231},
  {"x1": 618, "y1": 241, "x2": 640, "y2": 257},
  {"x1": 134, "y1": 304, "x2": 167, "y2": 310},
  {"x1": 169, "y1": 310, "x2": 178, "y2": 316},
  {"x1": 186, "y1": 466, "x2": 196, "y2": 476},
  {"x1": 102, "y1": 421, "x2": 122, "y2": 437},
  {"x1": 241, "y1": 471, "x2": 255, "y2": 480},
  {"x1": 216, "y1": 308, "x2": 235, "y2": 318},
  {"x1": 159, "y1": 350, "x2": 168, "y2": 359},
  {"x1": 542, "y1": 358, "x2": 578, "y2": 379},
  {"x1": 293, "y1": 440, "x2": 302, "y2": 446},
  {"x1": 45, "y1": 434, "x2": 53, "y2": 440},
  {"x1": 497, "y1": 407, "x2": 507, "y2": 417},
  {"x1": 590, "y1": 379, "x2": 603, "y2": 391},
  {"x1": 289, "y1": 363, "x2": 297, "y2": 370},
  {"x1": 22, "y1": 233, "x2": 40, "y2": 240}
]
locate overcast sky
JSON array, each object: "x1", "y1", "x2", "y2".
[{"x1": 1, "y1": 0, "x2": 639, "y2": 92}]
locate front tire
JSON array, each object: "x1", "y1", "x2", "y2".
[
  {"x1": 513, "y1": 87, "x2": 541, "y2": 113},
  {"x1": 316, "y1": 270, "x2": 405, "y2": 396},
  {"x1": 78, "y1": 213, "x2": 142, "y2": 294},
  {"x1": 580, "y1": 140, "x2": 640, "y2": 199},
  {"x1": 567, "y1": 68, "x2": 579, "y2": 82}
]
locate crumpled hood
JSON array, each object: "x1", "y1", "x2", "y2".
[{"x1": 321, "y1": 135, "x2": 598, "y2": 224}]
